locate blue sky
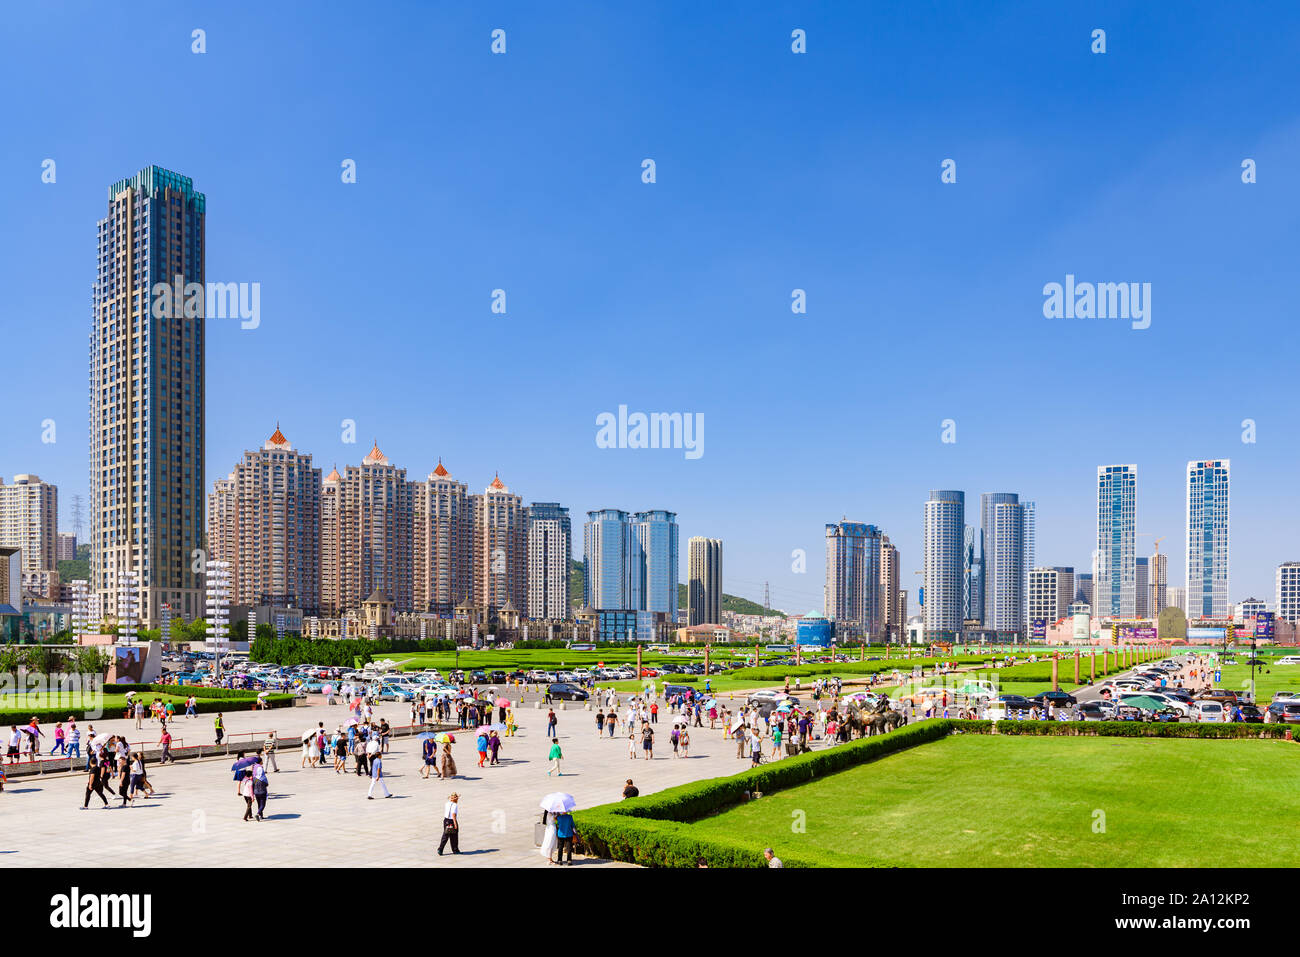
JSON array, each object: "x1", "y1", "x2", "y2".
[{"x1": 2, "y1": 1, "x2": 1299, "y2": 615}]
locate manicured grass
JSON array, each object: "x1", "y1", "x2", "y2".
[
  {"x1": 1213, "y1": 663, "x2": 1300, "y2": 704},
  {"x1": 687, "y1": 734, "x2": 1300, "y2": 867},
  {"x1": 0, "y1": 691, "x2": 192, "y2": 715}
]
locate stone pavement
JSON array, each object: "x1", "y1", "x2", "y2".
[{"x1": 0, "y1": 695, "x2": 795, "y2": 867}]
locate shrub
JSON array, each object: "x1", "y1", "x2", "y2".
[{"x1": 988, "y1": 719, "x2": 1294, "y2": 739}]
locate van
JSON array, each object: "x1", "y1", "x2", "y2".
[
  {"x1": 1274, "y1": 656, "x2": 1300, "y2": 667},
  {"x1": 1192, "y1": 701, "x2": 1226, "y2": 723}
]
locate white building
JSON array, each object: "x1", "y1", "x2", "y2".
[
  {"x1": 1276, "y1": 563, "x2": 1300, "y2": 623},
  {"x1": 0, "y1": 474, "x2": 59, "y2": 572},
  {"x1": 923, "y1": 491, "x2": 965, "y2": 637}
]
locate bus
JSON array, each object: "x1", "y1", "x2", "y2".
[
  {"x1": 567, "y1": 642, "x2": 596, "y2": 651},
  {"x1": 765, "y1": 644, "x2": 793, "y2": 654}
]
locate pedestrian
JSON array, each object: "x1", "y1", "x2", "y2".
[
  {"x1": 438, "y1": 792, "x2": 461, "y2": 856},
  {"x1": 670, "y1": 724, "x2": 680, "y2": 757},
  {"x1": 488, "y1": 730, "x2": 502, "y2": 766},
  {"x1": 421, "y1": 735, "x2": 439, "y2": 779},
  {"x1": 251, "y1": 758, "x2": 269, "y2": 820},
  {"x1": 764, "y1": 848, "x2": 783, "y2": 868},
  {"x1": 545, "y1": 709, "x2": 557, "y2": 737},
  {"x1": 214, "y1": 712, "x2": 225, "y2": 745},
  {"x1": 117, "y1": 753, "x2": 132, "y2": 807},
  {"x1": 506, "y1": 708, "x2": 517, "y2": 737},
  {"x1": 439, "y1": 740, "x2": 457, "y2": 779},
  {"x1": 628, "y1": 730, "x2": 637, "y2": 759},
  {"x1": 263, "y1": 730, "x2": 280, "y2": 772},
  {"x1": 353, "y1": 737, "x2": 368, "y2": 776},
  {"x1": 51, "y1": 722, "x2": 66, "y2": 756},
  {"x1": 82, "y1": 755, "x2": 110, "y2": 809},
  {"x1": 68, "y1": 719, "x2": 81, "y2": 760},
  {"x1": 679, "y1": 726, "x2": 690, "y2": 758},
  {"x1": 367, "y1": 750, "x2": 392, "y2": 799},
  {"x1": 548, "y1": 738, "x2": 563, "y2": 776},
  {"x1": 596, "y1": 709, "x2": 605, "y2": 736},
  {"x1": 622, "y1": 778, "x2": 639, "y2": 799},
  {"x1": 380, "y1": 718, "x2": 392, "y2": 753},
  {"x1": 476, "y1": 730, "x2": 488, "y2": 768},
  {"x1": 642, "y1": 724, "x2": 654, "y2": 760},
  {"x1": 133, "y1": 699, "x2": 145, "y2": 730},
  {"x1": 158, "y1": 726, "x2": 175, "y2": 764},
  {"x1": 551, "y1": 810, "x2": 576, "y2": 865},
  {"x1": 650, "y1": 701, "x2": 659, "y2": 724}
]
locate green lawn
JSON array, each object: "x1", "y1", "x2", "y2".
[
  {"x1": 1, "y1": 691, "x2": 192, "y2": 715},
  {"x1": 1213, "y1": 662, "x2": 1300, "y2": 704},
  {"x1": 688, "y1": 734, "x2": 1300, "y2": 866}
]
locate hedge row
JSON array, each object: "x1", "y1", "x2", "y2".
[
  {"x1": 574, "y1": 719, "x2": 957, "y2": 867},
  {"x1": 1, "y1": 688, "x2": 294, "y2": 725},
  {"x1": 728, "y1": 656, "x2": 989, "y2": 682},
  {"x1": 987, "y1": 719, "x2": 1294, "y2": 739},
  {"x1": 104, "y1": 683, "x2": 279, "y2": 701}
]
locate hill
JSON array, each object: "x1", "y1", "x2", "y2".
[{"x1": 567, "y1": 558, "x2": 784, "y2": 617}]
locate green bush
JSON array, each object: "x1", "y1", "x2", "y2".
[
  {"x1": 989, "y1": 719, "x2": 1293, "y2": 739},
  {"x1": 575, "y1": 719, "x2": 957, "y2": 866}
]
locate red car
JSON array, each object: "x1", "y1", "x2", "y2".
[{"x1": 639, "y1": 667, "x2": 659, "y2": 677}]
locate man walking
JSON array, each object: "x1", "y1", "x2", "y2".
[
  {"x1": 547, "y1": 738, "x2": 563, "y2": 776},
  {"x1": 367, "y1": 750, "x2": 392, "y2": 799},
  {"x1": 438, "y1": 792, "x2": 461, "y2": 856},
  {"x1": 551, "y1": 810, "x2": 576, "y2": 865},
  {"x1": 214, "y1": 712, "x2": 225, "y2": 745},
  {"x1": 545, "y1": 708, "x2": 557, "y2": 737}
]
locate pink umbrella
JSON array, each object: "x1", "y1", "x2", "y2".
[
  {"x1": 494, "y1": 697, "x2": 511, "y2": 707},
  {"x1": 321, "y1": 684, "x2": 334, "y2": 696}
]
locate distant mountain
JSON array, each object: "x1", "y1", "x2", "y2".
[{"x1": 567, "y1": 558, "x2": 784, "y2": 617}]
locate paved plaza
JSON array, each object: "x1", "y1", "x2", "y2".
[{"x1": 0, "y1": 691, "x2": 780, "y2": 867}]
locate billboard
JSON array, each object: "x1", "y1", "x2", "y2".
[
  {"x1": 1254, "y1": 612, "x2": 1275, "y2": 640},
  {"x1": 1187, "y1": 626, "x2": 1226, "y2": 642},
  {"x1": 1122, "y1": 625, "x2": 1157, "y2": 642},
  {"x1": 1071, "y1": 614, "x2": 1090, "y2": 642},
  {"x1": 1031, "y1": 618, "x2": 1047, "y2": 639}
]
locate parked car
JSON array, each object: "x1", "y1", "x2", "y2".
[
  {"x1": 997, "y1": 694, "x2": 1037, "y2": 711},
  {"x1": 1236, "y1": 704, "x2": 1264, "y2": 723},
  {"x1": 1195, "y1": 689, "x2": 1239, "y2": 705},
  {"x1": 546, "y1": 682, "x2": 589, "y2": 702},
  {"x1": 1190, "y1": 701, "x2": 1227, "y2": 723},
  {"x1": 1030, "y1": 690, "x2": 1078, "y2": 707},
  {"x1": 1077, "y1": 700, "x2": 1115, "y2": 721},
  {"x1": 1266, "y1": 701, "x2": 1300, "y2": 724},
  {"x1": 490, "y1": 671, "x2": 508, "y2": 684}
]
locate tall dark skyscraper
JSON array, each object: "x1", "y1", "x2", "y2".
[{"x1": 90, "y1": 167, "x2": 206, "y2": 625}]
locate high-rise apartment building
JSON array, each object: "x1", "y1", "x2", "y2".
[
  {"x1": 687, "y1": 536, "x2": 723, "y2": 626},
  {"x1": 582, "y1": 508, "x2": 678, "y2": 626},
  {"x1": 1167, "y1": 586, "x2": 1187, "y2": 612},
  {"x1": 330, "y1": 442, "x2": 414, "y2": 613},
  {"x1": 1028, "y1": 566, "x2": 1074, "y2": 629},
  {"x1": 1076, "y1": 572, "x2": 1094, "y2": 608},
  {"x1": 472, "y1": 474, "x2": 527, "y2": 616},
  {"x1": 923, "y1": 490, "x2": 965, "y2": 637},
  {"x1": 0, "y1": 475, "x2": 58, "y2": 572},
  {"x1": 1276, "y1": 563, "x2": 1300, "y2": 623},
  {"x1": 1096, "y1": 465, "x2": 1137, "y2": 618},
  {"x1": 881, "y1": 536, "x2": 903, "y2": 641},
  {"x1": 982, "y1": 493, "x2": 1028, "y2": 636},
  {"x1": 210, "y1": 427, "x2": 321, "y2": 613},
  {"x1": 1186, "y1": 459, "x2": 1230, "y2": 619},
  {"x1": 320, "y1": 466, "x2": 342, "y2": 614},
  {"x1": 413, "y1": 461, "x2": 472, "y2": 615},
  {"x1": 1135, "y1": 557, "x2": 1150, "y2": 618},
  {"x1": 527, "y1": 503, "x2": 572, "y2": 621},
  {"x1": 824, "y1": 522, "x2": 883, "y2": 640},
  {"x1": 57, "y1": 532, "x2": 77, "y2": 562},
  {"x1": 1149, "y1": 552, "x2": 1168, "y2": 615},
  {"x1": 963, "y1": 524, "x2": 983, "y2": 624},
  {"x1": 630, "y1": 511, "x2": 678, "y2": 621},
  {"x1": 91, "y1": 166, "x2": 206, "y2": 625}
]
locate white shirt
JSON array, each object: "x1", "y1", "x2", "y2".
[
  {"x1": 444, "y1": 800, "x2": 458, "y2": 821},
  {"x1": 366, "y1": 738, "x2": 381, "y2": 755}
]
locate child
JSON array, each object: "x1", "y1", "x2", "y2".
[{"x1": 628, "y1": 730, "x2": 637, "y2": 759}]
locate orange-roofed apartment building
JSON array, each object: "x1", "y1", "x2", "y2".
[
  {"x1": 325, "y1": 441, "x2": 414, "y2": 615},
  {"x1": 208, "y1": 427, "x2": 322, "y2": 614},
  {"x1": 473, "y1": 474, "x2": 528, "y2": 617},
  {"x1": 414, "y1": 460, "x2": 474, "y2": 616}
]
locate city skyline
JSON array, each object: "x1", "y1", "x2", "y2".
[{"x1": 4, "y1": 3, "x2": 1299, "y2": 615}]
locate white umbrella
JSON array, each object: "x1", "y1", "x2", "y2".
[
  {"x1": 302, "y1": 728, "x2": 320, "y2": 741},
  {"x1": 730, "y1": 715, "x2": 746, "y2": 733},
  {"x1": 539, "y1": 792, "x2": 577, "y2": 814},
  {"x1": 257, "y1": 690, "x2": 269, "y2": 698},
  {"x1": 91, "y1": 733, "x2": 112, "y2": 747},
  {"x1": 124, "y1": 691, "x2": 137, "y2": 699}
]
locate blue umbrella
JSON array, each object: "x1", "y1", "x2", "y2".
[
  {"x1": 231, "y1": 755, "x2": 260, "y2": 771},
  {"x1": 416, "y1": 731, "x2": 439, "y2": 742}
]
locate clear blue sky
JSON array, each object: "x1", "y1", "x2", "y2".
[{"x1": 3, "y1": 1, "x2": 1299, "y2": 615}]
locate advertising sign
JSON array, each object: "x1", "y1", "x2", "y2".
[
  {"x1": 1031, "y1": 618, "x2": 1047, "y2": 639},
  {"x1": 1187, "y1": 626, "x2": 1226, "y2": 642},
  {"x1": 1254, "y1": 612, "x2": 1275, "y2": 639}
]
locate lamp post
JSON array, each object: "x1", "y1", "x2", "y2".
[
  {"x1": 117, "y1": 571, "x2": 139, "y2": 645},
  {"x1": 206, "y1": 560, "x2": 230, "y2": 684}
]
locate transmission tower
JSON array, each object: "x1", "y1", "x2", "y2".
[{"x1": 764, "y1": 581, "x2": 770, "y2": 610}]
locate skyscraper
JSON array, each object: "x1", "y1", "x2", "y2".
[
  {"x1": 211, "y1": 426, "x2": 322, "y2": 613},
  {"x1": 824, "y1": 522, "x2": 883, "y2": 640},
  {"x1": 0, "y1": 475, "x2": 58, "y2": 572},
  {"x1": 923, "y1": 490, "x2": 965, "y2": 638},
  {"x1": 472, "y1": 474, "x2": 527, "y2": 616},
  {"x1": 1135, "y1": 557, "x2": 1150, "y2": 618},
  {"x1": 982, "y1": 493, "x2": 1028, "y2": 636},
  {"x1": 630, "y1": 511, "x2": 679, "y2": 621},
  {"x1": 1186, "y1": 459, "x2": 1230, "y2": 619},
  {"x1": 91, "y1": 166, "x2": 205, "y2": 625},
  {"x1": 527, "y1": 503, "x2": 572, "y2": 620},
  {"x1": 881, "y1": 536, "x2": 903, "y2": 641},
  {"x1": 1149, "y1": 552, "x2": 1168, "y2": 615},
  {"x1": 1028, "y1": 566, "x2": 1074, "y2": 629},
  {"x1": 319, "y1": 466, "x2": 342, "y2": 614},
  {"x1": 1096, "y1": 465, "x2": 1137, "y2": 618},
  {"x1": 413, "y1": 461, "x2": 472, "y2": 615},
  {"x1": 331, "y1": 441, "x2": 414, "y2": 613},
  {"x1": 963, "y1": 524, "x2": 983, "y2": 624},
  {"x1": 582, "y1": 508, "x2": 679, "y2": 629},
  {"x1": 1276, "y1": 562, "x2": 1300, "y2": 623},
  {"x1": 583, "y1": 509, "x2": 631, "y2": 609},
  {"x1": 687, "y1": 536, "x2": 723, "y2": 626}
]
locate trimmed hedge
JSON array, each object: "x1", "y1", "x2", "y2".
[
  {"x1": 0, "y1": 685, "x2": 293, "y2": 725},
  {"x1": 729, "y1": 656, "x2": 988, "y2": 683},
  {"x1": 989, "y1": 719, "x2": 1294, "y2": 739},
  {"x1": 574, "y1": 719, "x2": 959, "y2": 867}
]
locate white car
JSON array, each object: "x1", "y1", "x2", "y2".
[
  {"x1": 1191, "y1": 701, "x2": 1227, "y2": 723},
  {"x1": 1117, "y1": 692, "x2": 1188, "y2": 716},
  {"x1": 1275, "y1": 657, "x2": 1300, "y2": 667},
  {"x1": 571, "y1": 668, "x2": 592, "y2": 679}
]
